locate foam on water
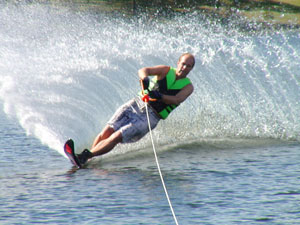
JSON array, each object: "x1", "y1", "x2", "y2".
[{"x1": 0, "y1": 2, "x2": 299, "y2": 156}]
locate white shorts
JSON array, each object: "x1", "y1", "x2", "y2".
[{"x1": 107, "y1": 98, "x2": 160, "y2": 143}]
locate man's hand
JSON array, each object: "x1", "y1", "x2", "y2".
[
  {"x1": 149, "y1": 90, "x2": 162, "y2": 100},
  {"x1": 140, "y1": 77, "x2": 149, "y2": 91}
]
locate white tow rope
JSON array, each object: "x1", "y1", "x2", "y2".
[{"x1": 144, "y1": 102, "x2": 179, "y2": 225}]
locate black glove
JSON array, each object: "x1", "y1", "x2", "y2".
[
  {"x1": 149, "y1": 90, "x2": 162, "y2": 100},
  {"x1": 141, "y1": 77, "x2": 149, "y2": 90}
]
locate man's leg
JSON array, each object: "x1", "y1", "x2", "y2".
[
  {"x1": 76, "y1": 125, "x2": 122, "y2": 165},
  {"x1": 90, "y1": 129, "x2": 122, "y2": 157},
  {"x1": 92, "y1": 125, "x2": 115, "y2": 148}
]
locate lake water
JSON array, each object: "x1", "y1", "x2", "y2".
[{"x1": 0, "y1": 2, "x2": 299, "y2": 224}]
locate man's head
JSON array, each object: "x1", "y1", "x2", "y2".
[{"x1": 176, "y1": 53, "x2": 195, "y2": 77}]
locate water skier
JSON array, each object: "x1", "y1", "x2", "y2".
[{"x1": 71, "y1": 53, "x2": 195, "y2": 167}]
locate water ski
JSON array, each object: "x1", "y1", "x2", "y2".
[{"x1": 64, "y1": 139, "x2": 82, "y2": 169}]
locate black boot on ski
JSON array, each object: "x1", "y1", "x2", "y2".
[{"x1": 77, "y1": 149, "x2": 93, "y2": 165}]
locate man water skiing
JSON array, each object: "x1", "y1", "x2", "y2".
[{"x1": 67, "y1": 53, "x2": 195, "y2": 168}]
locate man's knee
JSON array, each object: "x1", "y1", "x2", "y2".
[
  {"x1": 100, "y1": 125, "x2": 115, "y2": 138},
  {"x1": 110, "y1": 130, "x2": 123, "y2": 143}
]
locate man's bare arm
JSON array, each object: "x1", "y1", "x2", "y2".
[{"x1": 138, "y1": 65, "x2": 170, "y2": 80}]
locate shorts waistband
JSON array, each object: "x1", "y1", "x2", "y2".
[{"x1": 134, "y1": 97, "x2": 162, "y2": 120}]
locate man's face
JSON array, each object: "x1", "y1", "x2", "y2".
[{"x1": 176, "y1": 55, "x2": 194, "y2": 77}]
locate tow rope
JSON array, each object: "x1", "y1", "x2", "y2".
[{"x1": 143, "y1": 94, "x2": 179, "y2": 225}]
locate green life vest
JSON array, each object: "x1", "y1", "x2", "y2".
[{"x1": 146, "y1": 67, "x2": 191, "y2": 119}]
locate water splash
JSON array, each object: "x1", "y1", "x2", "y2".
[{"x1": 0, "y1": 2, "x2": 299, "y2": 155}]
